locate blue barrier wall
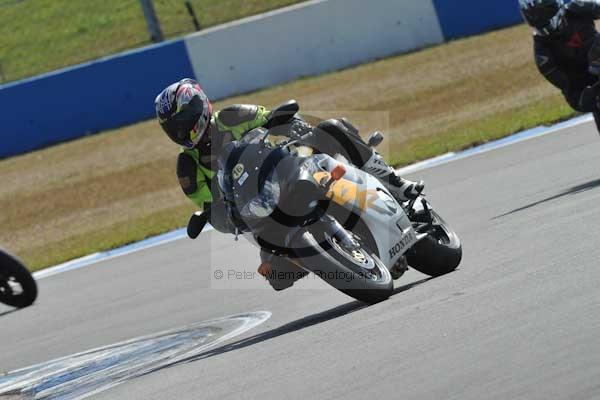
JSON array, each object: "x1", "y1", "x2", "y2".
[
  {"x1": 0, "y1": 0, "x2": 525, "y2": 159},
  {"x1": 433, "y1": 0, "x2": 522, "y2": 40},
  {"x1": 0, "y1": 40, "x2": 194, "y2": 159}
]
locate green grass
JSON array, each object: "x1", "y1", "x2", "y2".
[
  {"x1": 389, "y1": 98, "x2": 576, "y2": 166},
  {"x1": 25, "y1": 205, "x2": 195, "y2": 272},
  {"x1": 0, "y1": 0, "x2": 305, "y2": 83}
]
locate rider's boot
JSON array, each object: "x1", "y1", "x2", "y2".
[{"x1": 361, "y1": 151, "x2": 424, "y2": 202}]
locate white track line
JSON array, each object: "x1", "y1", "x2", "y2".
[{"x1": 34, "y1": 113, "x2": 594, "y2": 280}]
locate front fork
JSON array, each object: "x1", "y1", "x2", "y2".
[{"x1": 407, "y1": 196, "x2": 435, "y2": 234}]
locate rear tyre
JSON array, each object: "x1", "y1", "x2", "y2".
[
  {"x1": 296, "y1": 227, "x2": 393, "y2": 304},
  {"x1": 0, "y1": 249, "x2": 37, "y2": 308},
  {"x1": 407, "y1": 210, "x2": 462, "y2": 277}
]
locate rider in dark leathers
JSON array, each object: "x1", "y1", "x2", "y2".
[{"x1": 521, "y1": 0, "x2": 600, "y2": 122}]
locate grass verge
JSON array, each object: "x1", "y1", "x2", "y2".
[
  {"x1": 389, "y1": 97, "x2": 576, "y2": 166},
  {"x1": 0, "y1": 0, "x2": 305, "y2": 83},
  {"x1": 0, "y1": 24, "x2": 582, "y2": 271}
]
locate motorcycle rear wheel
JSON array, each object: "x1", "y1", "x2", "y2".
[{"x1": 0, "y1": 249, "x2": 38, "y2": 308}]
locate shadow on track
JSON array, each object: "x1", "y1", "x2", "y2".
[
  {"x1": 493, "y1": 178, "x2": 600, "y2": 219},
  {"x1": 159, "y1": 278, "x2": 431, "y2": 370},
  {"x1": 0, "y1": 308, "x2": 18, "y2": 317}
]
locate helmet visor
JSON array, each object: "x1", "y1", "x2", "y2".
[{"x1": 160, "y1": 96, "x2": 208, "y2": 148}]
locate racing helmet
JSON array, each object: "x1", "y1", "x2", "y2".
[
  {"x1": 155, "y1": 78, "x2": 213, "y2": 148},
  {"x1": 519, "y1": 0, "x2": 566, "y2": 36}
]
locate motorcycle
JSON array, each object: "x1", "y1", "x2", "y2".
[
  {"x1": 0, "y1": 248, "x2": 37, "y2": 308},
  {"x1": 192, "y1": 124, "x2": 462, "y2": 304}
]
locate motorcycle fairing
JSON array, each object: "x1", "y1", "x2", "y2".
[{"x1": 309, "y1": 154, "x2": 419, "y2": 269}]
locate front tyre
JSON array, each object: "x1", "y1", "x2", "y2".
[
  {"x1": 0, "y1": 249, "x2": 38, "y2": 308},
  {"x1": 407, "y1": 210, "x2": 462, "y2": 277},
  {"x1": 294, "y1": 227, "x2": 393, "y2": 304}
]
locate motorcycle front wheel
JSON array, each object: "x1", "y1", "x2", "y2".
[
  {"x1": 0, "y1": 249, "x2": 38, "y2": 308},
  {"x1": 407, "y1": 210, "x2": 462, "y2": 277},
  {"x1": 293, "y1": 226, "x2": 393, "y2": 304}
]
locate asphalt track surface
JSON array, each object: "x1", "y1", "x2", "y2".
[{"x1": 2, "y1": 120, "x2": 600, "y2": 400}]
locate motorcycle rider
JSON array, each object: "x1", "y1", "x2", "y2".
[
  {"x1": 155, "y1": 78, "x2": 423, "y2": 290},
  {"x1": 520, "y1": 0, "x2": 600, "y2": 123}
]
